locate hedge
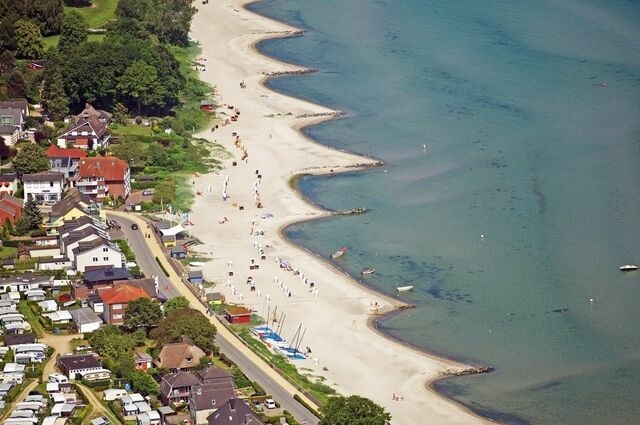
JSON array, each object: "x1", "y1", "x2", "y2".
[
  {"x1": 155, "y1": 256, "x2": 169, "y2": 277},
  {"x1": 293, "y1": 394, "x2": 322, "y2": 419}
]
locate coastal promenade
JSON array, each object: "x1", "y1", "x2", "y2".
[{"x1": 107, "y1": 210, "x2": 320, "y2": 425}]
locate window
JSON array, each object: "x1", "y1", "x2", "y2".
[
  {"x1": 92, "y1": 257, "x2": 98, "y2": 262},
  {"x1": 112, "y1": 304, "x2": 122, "y2": 310},
  {"x1": 103, "y1": 257, "x2": 109, "y2": 261},
  {"x1": 112, "y1": 314, "x2": 122, "y2": 320},
  {"x1": 102, "y1": 248, "x2": 108, "y2": 252}
]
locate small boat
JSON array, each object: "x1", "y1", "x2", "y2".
[
  {"x1": 619, "y1": 264, "x2": 639, "y2": 271},
  {"x1": 361, "y1": 268, "x2": 376, "y2": 275},
  {"x1": 396, "y1": 285, "x2": 414, "y2": 292},
  {"x1": 331, "y1": 247, "x2": 347, "y2": 259},
  {"x1": 189, "y1": 261, "x2": 204, "y2": 267}
]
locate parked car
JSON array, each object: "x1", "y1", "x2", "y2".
[
  {"x1": 252, "y1": 400, "x2": 263, "y2": 411},
  {"x1": 264, "y1": 399, "x2": 276, "y2": 409},
  {"x1": 131, "y1": 223, "x2": 139, "y2": 230}
]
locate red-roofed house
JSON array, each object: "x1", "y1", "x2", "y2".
[
  {"x1": 0, "y1": 193, "x2": 23, "y2": 224},
  {"x1": 57, "y1": 117, "x2": 110, "y2": 150},
  {"x1": 47, "y1": 145, "x2": 88, "y2": 179},
  {"x1": 77, "y1": 157, "x2": 131, "y2": 200},
  {"x1": 100, "y1": 283, "x2": 149, "y2": 325}
]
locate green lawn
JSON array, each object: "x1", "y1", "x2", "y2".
[
  {"x1": 64, "y1": 0, "x2": 119, "y2": 29},
  {"x1": 43, "y1": 33, "x2": 105, "y2": 50},
  {"x1": 0, "y1": 246, "x2": 16, "y2": 260}
]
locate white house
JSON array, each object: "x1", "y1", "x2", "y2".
[
  {"x1": 37, "y1": 257, "x2": 72, "y2": 272},
  {"x1": 73, "y1": 238, "x2": 123, "y2": 272},
  {"x1": 42, "y1": 310, "x2": 72, "y2": 324},
  {"x1": 69, "y1": 307, "x2": 102, "y2": 333},
  {"x1": 22, "y1": 171, "x2": 65, "y2": 205},
  {"x1": 37, "y1": 299, "x2": 58, "y2": 313}
]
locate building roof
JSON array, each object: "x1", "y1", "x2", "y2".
[
  {"x1": 59, "y1": 216, "x2": 99, "y2": 236},
  {"x1": 76, "y1": 103, "x2": 112, "y2": 122},
  {"x1": 117, "y1": 278, "x2": 157, "y2": 298},
  {"x1": 156, "y1": 343, "x2": 206, "y2": 370},
  {"x1": 0, "y1": 108, "x2": 23, "y2": 127},
  {"x1": 188, "y1": 270, "x2": 203, "y2": 279},
  {"x1": 196, "y1": 365, "x2": 232, "y2": 383},
  {"x1": 22, "y1": 171, "x2": 64, "y2": 183},
  {"x1": 0, "y1": 193, "x2": 23, "y2": 209},
  {"x1": 72, "y1": 236, "x2": 115, "y2": 255},
  {"x1": 0, "y1": 273, "x2": 52, "y2": 287},
  {"x1": 0, "y1": 100, "x2": 28, "y2": 116},
  {"x1": 46, "y1": 144, "x2": 88, "y2": 159},
  {"x1": 224, "y1": 306, "x2": 251, "y2": 316},
  {"x1": 207, "y1": 398, "x2": 264, "y2": 425},
  {"x1": 161, "y1": 371, "x2": 200, "y2": 390},
  {"x1": 50, "y1": 188, "x2": 94, "y2": 218},
  {"x1": 57, "y1": 353, "x2": 101, "y2": 371},
  {"x1": 3, "y1": 333, "x2": 36, "y2": 346},
  {"x1": 205, "y1": 292, "x2": 223, "y2": 302},
  {"x1": 78, "y1": 156, "x2": 129, "y2": 182},
  {"x1": 134, "y1": 352, "x2": 153, "y2": 363},
  {"x1": 84, "y1": 267, "x2": 132, "y2": 283},
  {"x1": 190, "y1": 381, "x2": 235, "y2": 412},
  {"x1": 0, "y1": 172, "x2": 17, "y2": 183},
  {"x1": 99, "y1": 284, "x2": 149, "y2": 304},
  {"x1": 60, "y1": 116, "x2": 107, "y2": 139},
  {"x1": 69, "y1": 307, "x2": 101, "y2": 325}
]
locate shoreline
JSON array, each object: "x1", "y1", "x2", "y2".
[{"x1": 187, "y1": 0, "x2": 494, "y2": 423}]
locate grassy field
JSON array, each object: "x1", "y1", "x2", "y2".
[
  {"x1": 64, "y1": 0, "x2": 119, "y2": 29},
  {"x1": 43, "y1": 33, "x2": 105, "y2": 50}
]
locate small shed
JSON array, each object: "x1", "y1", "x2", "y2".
[
  {"x1": 206, "y1": 292, "x2": 224, "y2": 307},
  {"x1": 170, "y1": 246, "x2": 186, "y2": 259},
  {"x1": 224, "y1": 305, "x2": 251, "y2": 324},
  {"x1": 161, "y1": 234, "x2": 176, "y2": 247},
  {"x1": 37, "y1": 299, "x2": 58, "y2": 313},
  {"x1": 187, "y1": 270, "x2": 203, "y2": 285},
  {"x1": 200, "y1": 99, "x2": 215, "y2": 112}
]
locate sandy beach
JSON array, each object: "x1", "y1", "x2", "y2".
[{"x1": 187, "y1": 1, "x2": 491, "y2": 424}]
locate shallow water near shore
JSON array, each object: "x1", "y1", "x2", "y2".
[{"x1": 248, "y1": 0, "x2": 640, "y2": 424}]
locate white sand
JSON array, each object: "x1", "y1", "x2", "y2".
[{"x1": 188, "y1": 1, "x2": 491, "y2": 424}]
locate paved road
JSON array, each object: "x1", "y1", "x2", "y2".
[
  {"x1": 107, "y1": 213, "x2": 180, "y2": 299},
  {"x1": 107, "y1": 211, "x2": 319, "y2": 425},
  {"x1": 215, "y1": 335, "x2": 319, "y2": 425}
]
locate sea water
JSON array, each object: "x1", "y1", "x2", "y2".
[{"x1": 247, "y1": 1, "x2": 640, "y2": 423}]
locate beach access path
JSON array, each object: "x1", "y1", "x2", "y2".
[{"x1": 180, "y1": 1, "x2": 494, "y2": 424}]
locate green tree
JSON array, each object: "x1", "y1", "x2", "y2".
[
  {"x1": 13, "y1": 143, "x2": 49, "y2": 179},
  {"x1": 0, "y1": 138, "x2": 14, "y2": 160},
  {"x1": 112, "y1": 102, "x2": 129, "y2": 125},
  {"x1": 0, "y1": 50, "x2": 16, "y2": 75},
  {"x1": 64, "y1": 0, "x2": 91, "y2": 6},
  {"x1": 58, "y1": 10, "x2": 87, "y2": 51},
  {"x1": 117, "y1": 60, "x2": 162, "y2": 116},
  {"x1": 319, "y1": 395, "x2": 391, "y2": 425},
  {"x1": 14, "y1": 19, "x2": 44, "y2": 59},
  {"x1": 130, "y1": 370, "x2": 160, "y2": 396},
  {"x1": 149, "y1": 308, "x2": 217, "y2": 355},
  {"x1": 42, "y1": 67, "x2": 69, "y2": 120},
  {"x1": 86, "y1": 326, "x2": 137, "y2": 359},
  {"x1": 163, "y1": 296, "x2": 189, "y2": 316},
  {"x1": 28, "y1": 0, "x2": 65, "y2": 36},
  {"x1": 12, "y1": 218, "x2": 30, "y2": 236},
  {"x1": 123, "y1": 297, "x2": 163, "y2": 332},
  {"x1": 110, "y1": 141, "x2": 147, "y2": 169},
  {"x1": 6, "y1": 70, "x2": 27, "y2": 98},
  {"x1": 22, "y1": 197, "x2": 43, "y2": 230}
]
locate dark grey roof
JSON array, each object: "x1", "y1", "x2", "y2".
[
  {"x1": 190, "y1": 382, "x2": 235, "y2": 412},
  {"x1": 22, "y1": 171, "x2": 64, "y2": 183},
  {"x1": 0, "y1": 273, "x2": 52, "y2": 286},
  {"x1": 207, "y1": 398, "x2": 264, "y2": 425},
  {"x1": 196, "y1": 365, "x2": 232, "y2": 383},
  {"x1": 84, "y1": 267, "x2": 132, "y2": 283},
  {"x1": 171, "y1": 246, "x2": 186, "y2": 253},
  {"x1": 0, "y1": 100, "x2": 28, "y2": 116},
  {"x1": 3, "y1": 332, "x2": 36, "y2": 346},
  {"x1": 188, "y1": 270, "x2": 203, "y2": 279},
  {"x1": 160, "y1": 371, "x2": 200, "y2": 399},
  {"x1": 57, "y1": 353, "x2": 101, "y2": 371},
  {"x1": 0, "y1": 172, "x2": 17, "y2": 183}
]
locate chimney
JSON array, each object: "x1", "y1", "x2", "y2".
[
  {"x1": 196, "y1": 386, "x2": 202, "y2": 395},
  {"x1": 229, "y1": 398, "x2": 235, "y2": 412}
]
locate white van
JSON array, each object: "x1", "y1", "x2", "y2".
[
  {"x1": 47, "y1": 373, "x2": 68, "y2": 384},
  {"x1": 103, "y1": 388, "x2": 127, "y2": 401}
]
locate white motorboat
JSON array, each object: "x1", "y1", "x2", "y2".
[
  {"x1": 619, "y1": 264, "x2": 638, "y2": 271},
  {"x1": 361, "y1": 268, "x2": 376, "y2": 275},
  {"x1": 189, "y1": 261, "x2": 204, "y2": 267},
  {"x1": 396, "y1": 285, "x2": 414, "y2": 292},
  {"x1": 331, "y1": 247, "x2": 347, "y2": 259}
]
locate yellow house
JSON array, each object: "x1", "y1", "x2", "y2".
[{"x1": 47, "y1": 188, "x2": 106, "y2": 234}]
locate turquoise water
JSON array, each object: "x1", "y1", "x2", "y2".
[{"x1": 248, "y1": 1, "x2": 640, "y2": 423}]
